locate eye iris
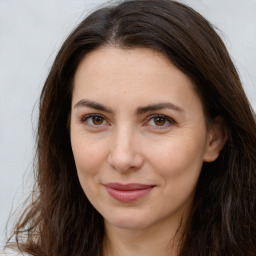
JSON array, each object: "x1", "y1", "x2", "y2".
[
  {"x1": 154, "y1": 117, "x2": 166, "y2": 126},
  {"x1": 92, "y1": 116, "x2": 104, "y2": 125}
]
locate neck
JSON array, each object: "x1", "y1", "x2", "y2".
[{"x1": 103, "y1": 218, "x2": 185, "y2": 256}]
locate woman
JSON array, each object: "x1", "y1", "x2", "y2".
[{"x1": 5, "y1": 0, "x2": 256, "y2": 255}]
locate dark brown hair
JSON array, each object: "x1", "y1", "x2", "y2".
[{"x1": 6, "y1": 0, "x2": 256, "y2": 255}]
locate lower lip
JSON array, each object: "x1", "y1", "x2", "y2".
[{"x1": 105, "y1": 186, "x2": 154, "y2": 203}]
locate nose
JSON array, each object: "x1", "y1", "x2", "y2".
[{"x1": 107, "y1": 127, "x2": 144, "y2": 172}]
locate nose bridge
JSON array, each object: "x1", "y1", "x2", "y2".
[
  {"x1": 107, "y1": 123, "x2": 143, "y2": 171},
  {"x1": 115, "y1": 124, "x2": 133, "y2": 151}
]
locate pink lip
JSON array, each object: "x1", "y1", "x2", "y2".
[{"x1": 104, "y1": 183, "x2": 155, "y2": 203}]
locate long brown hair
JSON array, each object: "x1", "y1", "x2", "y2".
[{"x1": 6, "y1": 0, "x2": 256, "y2": 255}]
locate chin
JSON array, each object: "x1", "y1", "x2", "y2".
[
  {"x1": 103, "y1": 209, "x2": 156, "y2": 230},
  {"x1": 107, "y1": 218, "x2": 150, "y2": 230}
]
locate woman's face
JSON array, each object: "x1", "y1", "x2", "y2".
[{"x1": 70, "y1": 47, "x2": 220, "y2": 231}]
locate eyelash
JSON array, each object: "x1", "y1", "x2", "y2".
[
  {"x1": 80, "y1": 114, "x2": 176, "y2": 129},
  {"x1": 145, "y1": 114, "x2": 176, "y2": 129},
  {"x1": 80, "y1": 114, "x2": 109, "y2": 127}
]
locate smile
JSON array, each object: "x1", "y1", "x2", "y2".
[{"x1": 104, "y1": 183, "x2": 155, "y2": 203}]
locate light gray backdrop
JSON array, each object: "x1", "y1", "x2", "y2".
[{"x1": 1, "y1": 0, "x2": 255, "y2": 250}]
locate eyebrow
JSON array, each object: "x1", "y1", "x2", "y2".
[
  {"x1": 74, "y1": 99, "x2": 113, "y2": 113},
  {"x1": 136, "y1": 102, "x2": 184, "y2": 114},
  {"x1": 74, "y1": 99, "x2": 184, "y2": 114}
]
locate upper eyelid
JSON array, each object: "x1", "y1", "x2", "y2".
[
  {"x1": 81, "y1": 113, "x2": 109, "y2": 124},
  {"x1": 145, "y1": 114, "x2": 176, "y2": 123},
  {"x1": 81, "y1": 113, "x2": 105, "y2": 120}
]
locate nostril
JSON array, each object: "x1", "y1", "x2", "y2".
[
  {"x1": 107, "y1": 150, "x2": 144, "y2": 172},
  {"x1": 107, "y1": 129, "x2": 144, "y2": 171}
]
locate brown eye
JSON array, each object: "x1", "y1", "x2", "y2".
[
  {"x1": 146, "y1": 114, "x2": 175, "y2": 129},
  {"x1": 92, "y1": 116, "x2": 104, "y2": 125},
  {"x1": 153, "y1": 116, "x2": 166, "y2": 126},
  {"x1": 82, "y1": 115, "x2": 107, "y2": 126}
]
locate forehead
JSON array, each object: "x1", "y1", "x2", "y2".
[
  {"x1": 72, "y1": 46, "x2": 203, "y2": 115},
  {"x1": 74, "y1": 47, "x2": 176, "y2": 83},
  {"x1": 74, "y1": 46, "x2": 193, "y2": 90}
]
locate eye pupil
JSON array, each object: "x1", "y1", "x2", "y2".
[
  {"x1": 92, "y1": 116, "x2": 104, "y2": 125},
  {"x1": 154, "y1": 117, "x2": 165, "y2": 126}
]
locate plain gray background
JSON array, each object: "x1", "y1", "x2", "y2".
[{"x1": 1, "y1": 0, "x2": 256, "y2": 250}]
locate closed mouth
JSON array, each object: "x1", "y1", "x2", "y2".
[{"x1": 104, "y1": 183, "x2": 155, "y2": 202}]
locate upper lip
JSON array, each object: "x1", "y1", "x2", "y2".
[{"x1": 104, "y1": 183, "x2": 155, "y2": 191}]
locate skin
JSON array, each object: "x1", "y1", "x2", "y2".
[{"x1": 70, "y1": 46, "x2": 226, "y2": 256}]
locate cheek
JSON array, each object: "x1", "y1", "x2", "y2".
[
  {"x1": 71, "y1": 133, "x2": 107, "y2": 168},
  {"x1": 71, "y1": 136, "x2": 109, "y2": 188},
  {"x1": 146, "y1": 133, "x2": 206, "y2": 194},
  {"x1": 71, "y1": 138, "x2": 108, "y2": 203},
  {"x1": 150, "y1": 136, "x2": 205, "y2": 170},
  {"x1": 147, "y1": 137, "x2": 205, "y2": 214}
]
